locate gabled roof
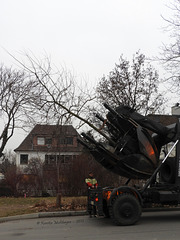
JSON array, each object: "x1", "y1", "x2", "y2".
[
  {"x1": 14, "y1": 124, "x2": 82, "y2": 152},
  {"x1": 30, "y1": 124, "x2": 78, "y2": 136}
]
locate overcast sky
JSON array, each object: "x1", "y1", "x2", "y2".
[{"x1": 0, "y1": 0, "x2": 174, "y2": 151}]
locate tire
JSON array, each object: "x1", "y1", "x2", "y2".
[
  {"x1": 160, "y1": 157, "x2": 176, "y2": 184},
  {"x1": 110, "y1": 194, "x2": 141, "y2": 226}
]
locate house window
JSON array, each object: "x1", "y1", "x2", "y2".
[
  {"x1": 45, "y1": 155, "x2": 57, "y2": 165},
  {"x1": 20, "y1": 154, "x2": 28, "y2": 165},
  {"x1": 59, "y1": 137, "x2": 73, "y2": 145},
  {"x1": 45, "y1": 138, "x2": 52, "y2": 145},
  {"x1": 37, "y1": 137, "x2": 45, "y2": 145},
  {"x1": 61, "y1": 155, "x2": 72, "y2": 163},
  {"x1": 66, "y1": 137, "x2": 73, "y2": 145}
]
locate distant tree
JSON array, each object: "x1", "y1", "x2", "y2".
[
  {"x1": 0, "y1": 156, "x2": 11, "y2": 175},
  {"x1": 96, "y1": 52, "x2": 165, "y2": 115},
  {"x1": 160, "y1": 0, "x2": 180, "y2": 91},
  {"x1": 4, "y1": 165, "x2": 21, "y2": 196},
  {"x1": 0, "y1": 150, "x2": 16, "y2": 174},
  {"x1": 0, "y1": 65, "x2": 43, "y2": 158},
  {"x1": 0, "y1": 150, "x2": 20, "y2": 196}
]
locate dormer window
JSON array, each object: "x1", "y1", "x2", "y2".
[
  {"x1": 45, "y1": 138, "x2": 52, "y2": 145},
  {"x1": 37, "y1": 137, "x2": 52, "y2": 146},
  {"x1": 66, "y1": 137, "x2": 73, "y2": 145},
  {"x1": 59, "y1": 137, "x2": 73, "y2": 145},
  {"x1": 37, "y1": 137, "x2": 45, "y2": 145}
]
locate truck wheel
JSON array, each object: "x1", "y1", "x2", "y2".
[{"x1": 110, "y1": 194, "x2": 141, "y2": 226}]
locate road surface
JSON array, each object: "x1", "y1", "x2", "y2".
[{"x1": 0, "y1": 210, "x2": 180, "y2": 240}]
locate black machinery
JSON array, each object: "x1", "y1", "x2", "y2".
[{"x1": 78, "y1": 104, "x2": 180, "y2": 225}]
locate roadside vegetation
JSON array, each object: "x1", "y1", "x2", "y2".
[{"x1": 0, "y1": 196, "x2": 87, "y2": 218}]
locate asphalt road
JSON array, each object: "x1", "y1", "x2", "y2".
[{"x1": 1, "y1": 211, "x2": 180, "y2": 240}]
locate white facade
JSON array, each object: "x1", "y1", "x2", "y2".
[
  {"x1": 16, "y1": 151, "x2": 44, "y2": 170},
  {"x1": 16, "y1": 150, "x2": 81, "y2": 171}
]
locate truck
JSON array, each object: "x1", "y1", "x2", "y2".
[{"x1": 78, "y1": 104, "x2": 180, "y2": 225}]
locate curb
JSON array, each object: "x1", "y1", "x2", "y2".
[
  {"x1": 1, "y1": 207, "x2": 180, "y2": 223},
  {"x1": 0, "y1": 210, "x2": 88, "y2": 223}
]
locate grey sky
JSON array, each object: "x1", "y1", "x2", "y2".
[
  {"x1": 0, "y1": 0, "x2": 174, "y2": 151},
  {"x1": 1, "y1": 0, "x2": 172, "y2": 79}
]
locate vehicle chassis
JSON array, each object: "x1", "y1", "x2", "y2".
[{"x1": 87, "y1": 139, "x2": 180, "y2": 225}]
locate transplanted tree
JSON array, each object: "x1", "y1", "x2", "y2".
[
  {"x1": 0, "y1": 65, "x2": 43, "y2": 158},
  {"x1": 11, "y1": 53, "x2": 114, "y2": 144},
  {"x1": 96, "y1": 52, "x2": 165, "y2": 115}
]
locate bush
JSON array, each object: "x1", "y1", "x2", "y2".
[{"x1": 0, "y1": 186, "x2": 13, "y2": 197}]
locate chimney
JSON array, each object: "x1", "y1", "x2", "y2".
[{"x1": 171, "y1": 103, "x2": 180, "y2": 115}]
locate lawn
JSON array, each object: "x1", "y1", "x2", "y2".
[{"x1": 0, "y1": 196, "x2": 87, "y2": 218}]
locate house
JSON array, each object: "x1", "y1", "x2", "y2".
[
  {"x1": 14, "y1": 124, "x2": 85, "y2": 196},
  {"x1": 148, "y1": 114, "x2": 179, "y2": 126},
  {"x1": 14, "y1": 124, "x2": 83, "y2": 170},
  {"x1": 148, "y1": 105, "x2": 180, "y2": 126}
]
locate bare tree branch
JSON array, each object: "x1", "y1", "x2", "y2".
[{"x1": 8, "y1": 52, "x2": 115, "y2": 145}]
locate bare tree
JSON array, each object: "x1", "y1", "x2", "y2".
[
  {"x1": 160, "y1": 0, "x2": 180, "y2": 90},
  {"x1": 96, "y1": 52, "x2": 165, "y2": 115},
  {"x1": 0, "y1": 65, "x2": 43, "y2": 157}
]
